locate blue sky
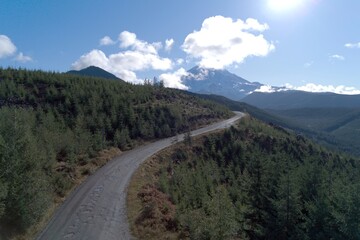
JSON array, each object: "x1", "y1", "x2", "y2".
[{"x1": 1, "y1": 0, "x2": 360, "y2": 93}]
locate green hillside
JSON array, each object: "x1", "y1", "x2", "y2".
[
  {"x1": 268, "y1": 108, "x2": 360, "y2": 155},
  {"x1": 192, "y1": 93, "x2": 360, "y2": 156},
  {"x1": 129, "y1": 116, "x2": 360, "y2": 239},
  {"x1": 242, "y1": 91, "x2": 360, "y2": 109},
  {"x1": 0, "y1": 68, "x2": 231, "y2": 237}
]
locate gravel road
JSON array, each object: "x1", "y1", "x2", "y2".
[{"x1": 37, "y1": 112, "x2": 245, "y2": 240}]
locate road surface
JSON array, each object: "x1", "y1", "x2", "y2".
[{"x1": 37, "y1": 112, "x2": 245, "y2": 240}]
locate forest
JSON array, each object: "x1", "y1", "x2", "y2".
[
  {"x1": 0, "y1": 68, "x2": 231, "y2": 236},
  {"x1": 130, "y1": 116, "x2": 360, "y2": 240}
]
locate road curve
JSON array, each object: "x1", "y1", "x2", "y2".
[{"x1": 37, "y1": 111, "x2": 245, "y2": 240}]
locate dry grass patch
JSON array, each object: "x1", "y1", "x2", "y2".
[{"x1": 127, "y1": 149, "x2": 180, "y2": 240}]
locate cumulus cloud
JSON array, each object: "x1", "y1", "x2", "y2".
[
  {"x1": 0, "y1": 35, "x2": 17, "y2": 58},
  {"x1": 254, "y1": 85, "x2": 277, "y2": 93},
  {"x1": 182, "y1": 15, "x2": 275, "y2": 69},
  {"x1": 72, "y1": 50, "x2": 109, "y2": 70},
  {"x1": 329, "y1": 54, "x2": 345, "y2": 61},
  {"x1": 159, "y1": 68, "x2": 189, "y2": 90},
  {"x1": 118, "y1": 31, "x2": 162, "y2": 54},
  {"x1": 345, "y1": 42, "x2": 360, "y2": 48},
  {"x1": 119, "y1": 31, "x2": 137, "y2": 48},
  {"x1": 15, "y1": 52, "x2": 32, "y2": 63},
  {"x1": 285, "y1": 83, "x2": 360, "y2": 95},
  {"x1": 0, "y1": 35, "x2": 32, "y2": 62},
  {"x1": 72, "y1": 31, "x2": 173, "y2": 83},
  {"x1": 99, "y1": 36, "x2": 116, "y2": 46},
  {"x1": 165, "y1": 38, "x2": 174, "y2": 51}
]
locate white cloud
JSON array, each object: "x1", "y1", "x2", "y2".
[
  {"x1": 182, "y1": 15, "x2": 275, "y2": 69},
  {"x1": 118, "y1": 31, "x2": 162, "y2": 54},
  {"x1": 14, "y1": 52, "x2": 32, "y2": 63},
  {"x1": 345, "y1": 42, "x2": 360, "y2": 48},
  {"x1": 0, "y1": 35, "x2": 17, "y2": 58},
  {"x1": 72, "y1": 49, "x2": 142, "y2": 83},
  {"x1": 254, "y1": 85, "x2": 277, "y2": 93},
  {"x1": 72, "y1": 31, "x2": 173, "y2": 83},
  {"x1": 119, "y1": 31, "x2": 137, "y2": 48},
  {"x1": 165, "y1": 38, "x2": 174, "y2": 51},
  {"x1": 159, "y1": 68, "x2": 189, "y2": 90},
  {"x1": 99, "y1": 36, "x2": 116, "y2": 46},
  {"x1": 109, "y1": 50, "x2": 172, "y2": 71},
  {"x1": 329, "y1": 54, "x2": 345, "y2": 61},
  {"x1": 72, "y1": 49, "x2": 109, "y2": 70},
  {"x1": 285, "y1": 83, "x2": 360, "y2": 95}
]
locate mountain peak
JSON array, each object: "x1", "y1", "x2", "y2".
[
  {"x1": 188, "y1": 66, "x2": 230, "y2": 76},
  {"x1": 66, "y1": 66, "x2": 121, "y2": 80},
  {"x1": 183, "y1": 66, "x2": 263, "y2": 100}
]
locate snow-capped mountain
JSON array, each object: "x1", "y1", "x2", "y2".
[{"x1": 183, "y1": 66, "x2": 263, "y2": 100}]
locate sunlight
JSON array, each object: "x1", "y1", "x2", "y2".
[{"x1": 268, "y1": 0, "x2": 303, "y2": 11}]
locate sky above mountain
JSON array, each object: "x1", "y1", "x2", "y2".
[{"x1": 1, "y1": 0, "x2": 360, "y2": 93}]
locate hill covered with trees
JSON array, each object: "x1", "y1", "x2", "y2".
[
  {"x1": 129, "y1": 116, "x2": 360, "y2": 239},
  {"x1": 193, "y1": 93, "x2": 360, "y2": 156},
  {"x1": 0, "y1": 68, "x2": 231, "y2": 237}
]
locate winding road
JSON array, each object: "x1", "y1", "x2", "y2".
[{"x1": 37, "y1": 112, "x2": 245, "y2": 240}]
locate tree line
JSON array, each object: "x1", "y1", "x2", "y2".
[{"x1": 136, "y1": 116, "x2": 360, "y2": 239}]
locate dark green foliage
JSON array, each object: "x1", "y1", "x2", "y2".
[
  {"x1": 0, "y1": 108, "x2": 52, "y2": 230},
  {"x1": 156, "y1": 117, "x2": 360, "y2": 239},
  {"x1": 0, "y1": 67, "x2": 231, "y2": 233}
]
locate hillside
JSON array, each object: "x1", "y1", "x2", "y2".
[
  {"x1": 242, "y1": 91, "x2": 360, "y2": 110},
  {"x1": 268, "y1": 108, "x2": 360, "y2": 152},
  {"x1": 0, "y1": 68, "x2": 231, "y2": 238},
  {"x1": 189, "y1": 93, "x2": 293, "y2": 128},
  {"x1": 129, "y1": 116, "x2": 360, "y2": 239},
  {"x1": 191, "y1": 93, "x2": 360, "y2": 156}
]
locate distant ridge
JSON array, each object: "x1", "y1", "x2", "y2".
[
  {"x1": 67, "y1": 66, "x2": 121, "y2": 80},
  {"x1": 243, "y1": 91, "x2": 360, "y2": 110}
]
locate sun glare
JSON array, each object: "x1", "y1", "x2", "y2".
[{"x1": 268, "y1": 0, "x2": 303, "y2": 11}]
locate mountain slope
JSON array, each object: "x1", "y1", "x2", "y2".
[
  {"x1": 129, "y1": 116, "x2": 360, "y2": 239},
  {"x1": 242, "y1": 91, "x2": 360, "y2": 109},
  {"x1": 191, "y1": 93, "x2": 360, "y2": 156},
  {"x1": 183, "y1": 66, "x2": 262, "y2": 100},
  {"x1": 67, "y1": 66, "x2": 121, "y2": 80},
  {"x1": 268, "y1": 108, "x2": 360, "y2": 152}
]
